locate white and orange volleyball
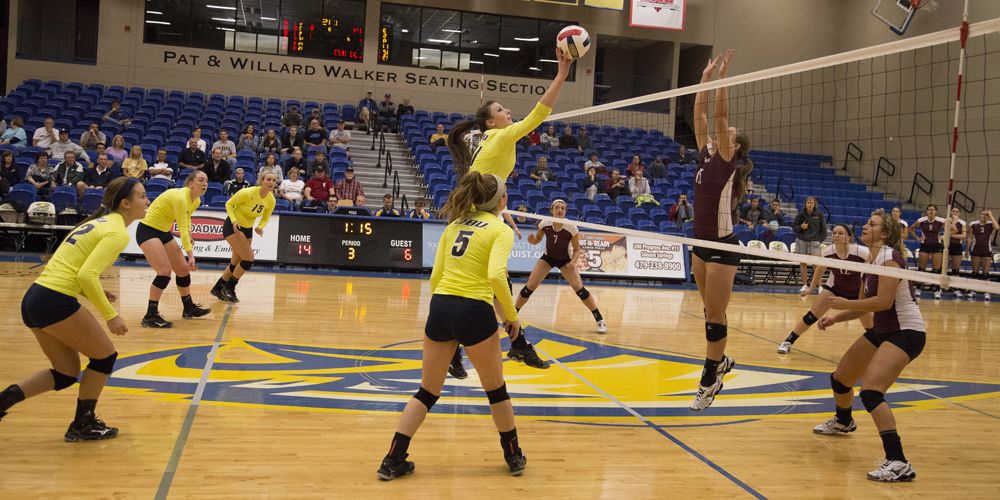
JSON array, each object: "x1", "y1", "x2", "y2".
[{"x1": 556, "y1": 25, "x2": 591, "y2": 60}]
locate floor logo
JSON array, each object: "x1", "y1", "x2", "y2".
[{"x1": 108, "y1": 328, "x2": 1000, "y2": 420}]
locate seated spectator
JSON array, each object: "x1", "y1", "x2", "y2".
[
  {"x1": 82, "y1": 154, "x2": 114, "y2": 191},
  {"x1": 580, "y1": 167, "x2": 602, "y2": 201},
  {"x1": 577, "y1": 127, "x2": 592, "y2": 152},
  {"x1": 26, "y1": 152, "x2": 56, "y2": 199},
  {"x1": 558, "y1": 126, "x2": 578, "y2": 150},
  {"x1": 191, "y1": 127, "x2": 208, "y2": 152},
  {"x1": 303, "y1": 119, "x2": 327, "y2": 149},
  {"x1": 179, "y1": 138, "x2": 207, "y2": 171},
  {"x1": 79, "y1": 122, "x2": 107, "y2": 149},
  {"x1": 647, "y1": 156, "x2": 668, "y2": 179},
  {"x1": 122, "y1": 145, "x2": 148, "y2": 179},
  {"x1": 307, "y1": 108, "x2": 324, "y2": 129},
  {"x1": 740, "y1": 196, "x2": 768, "y2": 229},
  {"x1": 55, "y1": 151, "x2": 87, "y2": 197},
  {"x1": 259, "y1": 152, "x2": 285, "y2": 182},
  {"x1": 583, "y1": 152, "x2": 607, "y2": 175},
  {"x1": 281, "y1": 149, "x2": 305, "y2": 178},
  {"x1": 282, "y1": 105, "x2": 304, "y2": 129},
  {"x1": 90, "y1": 143, "x2": 108, "y2": 168},
  {"x1": 50, "y1": 129, "x2": 91, "y2": 165},
  {"x1": 357, "y1": 91, "x2": 378, "y2": 132},
  {"x1": 1, "y1": 151, "x2": 20, "y2": 197},
  {"x1": 308, "y1": 151, "x2": 327, "y2": 177},
  {"x1": 521, "y1": 128, "x2": 540, "y2": 148},
  {"x1": 226, "y1": 167, "x2": 250, "y2": 196},
  {"x1": 237, "y1": 124, "x2": 259, "y2": 153},
  {"x1": 279, "y1": 168, "x2": 306, "y2": 210},
  {"x1": 629, "y1": 169, "x2": 659, "y2": 207},
  {"x1": 540, "y1": 125, "x2": 559, "y2": 151},
  {"x1": 149, "y1": 149, "x2": 176, "y2": 182},
  {"x1": 604, "y1": 169, "x2": 629, "y2": 199},
  {"x1": 530, "y1": 156, "x2": 554, "y2": 187},
  {"x1": 204, "y1": 148, "x2": 231, "y2": 183},
  {"x1": 627, "y1": 155, "x2": 645, "y2": 177},
  {"x1": 321, "y1": 194, "x2": 340, "y2": 213},
  {"x1": 396, "y1": 97, "x2": 415, "y2": 119},
  {"x1": 676, "y1": 144, "x2": 694, "y2": 164},
  {"x1": 0, "y1": 118, "x2": 5, "y2": 134},
  {"x1": 374, "y1": 193, "x2": 401, "y2": 217},
  {"x1": 429, "y1": 124, "x2": 448, "y2": 150},
  {"x1": 102, "y1": 99, "x2": 131, "y2": 127},
  {"x1": 407, "y1": 198, "x2": 431, "y2": 219},
  {"x1": 0, "y1": 116, "x2": 27, "y2": 151},
  {"x1": 303, "y1": 166, "x2": 335, "y2": 209},
  {"x1": 513, "y1": 203, "x2": 532, "y2": 225},
  {"x1": 213, "y1": 130, "x2": 238, "y2": 168},
  {"x1": 377, "y1": 93, "x2": 397, "y2": 132},
  {"x1": 106, "y1": 135, "x2": 128, "y2": 165},
  {"x1": 281, "y1": 126, "x2": 304, "y2": 159},
  {"x1": 669, "y1": 193, "x2": 694, "y2": 223},
  {"x1": 258, "y1": 128, "x2": 281, "y2": 155},
  {"x1": 32, "y1": 117, "x2": 59, "y2": 152},
  {"x1": 335, "y1": 166, "x2": 365, "y2": 205},
  {"x1": 329, "y1": 119, "x2": 352, "y2": 155},
  {"x1": 767, "y1": 198, "x2": 786, "y2": 226}
]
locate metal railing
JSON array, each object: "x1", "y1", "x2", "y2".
[
  {"x1": 382, "y1": 150, "x2": 393, "y2": 189},
  {"x1": 775, "y1": 177, "x2": 795, "y2": 203},
  {"x1": 873, "y1": 156, "x2": 896, "y2": 187},
  {"x1": 908, "y1": 172, "x2": 933, "y2": 204},
  {"x1": 816, "y1": 197, "x2": 833, "y2": 223},
  {"x1": 370, "y1": 120, "x2": 383, "y2": 152},
  {"x1": 843, "y1": 142, "x2": 863, "y2": 171},
  {"x1": 391, "y1": 171, "x2": 401, "y2": 201}
]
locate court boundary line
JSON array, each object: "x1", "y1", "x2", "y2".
[
  {"x1": 533, "y1": 344, "x2": 767, "y2": 500},
  {"x1": 154, "y1": 304, "x2": 234, "y2": 500}
]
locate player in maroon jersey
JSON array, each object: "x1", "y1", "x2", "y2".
[
  {"x1": 909, "y1": 204, "x2": 946, "y2": 298},
  {"x1": 966, "y1": 208, "x2": 997, "y2": 301}
]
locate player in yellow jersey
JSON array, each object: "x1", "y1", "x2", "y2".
[
  {"x1": 210, "y1": 172, "x2": 277, "y2": 303},
  {"x1": 136, "y1": 170, "x2": 211, "y2": 328},
  {"x1": 445, "y1": 47, "x2": 573, "y2": 373},
  {"x1": 378, "y1": 172, "x2": 527, "y2": 480},
  {"x1": 0, "y1": 177, "x2": 147, "y2": 441}
]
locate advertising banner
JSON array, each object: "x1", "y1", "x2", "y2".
[
  {"x1": 629, "y1": 0, "x2": 686, "y2": 30},
  {"x1": 122, "y1": 209, "x2": 281, "y2": 262}
]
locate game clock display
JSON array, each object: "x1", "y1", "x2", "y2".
[{"x1": 278, "y1": 215, "x2": 422, "y2": 268}]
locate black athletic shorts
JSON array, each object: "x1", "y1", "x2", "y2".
[
  {"x1": 21, "y1": 283, "x2": 81, "y2": 328},
  {"x1": 425, "y1": 294, "x2": 499, "y2": 347},
  {"x1": 541, "y1": 254, "x2": 572, "y2": 269},
  {"x1": 822, "y1": 284, "x2": 859, "y2": 300},
  {"x1": 948, "y1": 242, "x2": 964, "y2": 256},
  {"x1": 222, "y1": 217, "x2": 254, "y2": 240},
  {"x1": 919, "y1": 242, "x2": 944, "y2": 254},
  {"x1": 135, "y1": 221, "x2": 174, "y2": 246},
  {"x1": 863, "y1": 328, "x2": 926, "y2": 361},
  {"x1": 971, "y1": 249, "x2": 993, "y2": 258},
  {"x1": 692, "y1": 233, "x2": 742, "y2": 267}
]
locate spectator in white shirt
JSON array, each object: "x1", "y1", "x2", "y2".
[
  {"x1": 50, "y1": 129, "x2": 91, "y2": 164},
  {"x1": 32, "y1": 117, "x2": 59, "y2": 152},
  {"x1": 212, "y1": 130, "x2": 238, "y2": 168},
  {"x1": 279, "y1": 167, "x2": 306, "y2": 210},
  {"x1": 329, "y1": 120, "x2": 352, "y2": 155}
]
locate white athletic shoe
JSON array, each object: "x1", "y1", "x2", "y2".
[
  {"x1": 867, "y1": 460, "x2": 916, "y2": 482},
  {"x1": 689, "y1": 379, "x2": 724, "y2": 411},
  {"x1": 933, "y1": 290, "x2": 942, "y2": 300},
  {"x1": 799, "y1": 285, "x2": 810, "y2": 295},
  {"x1": 954, "y1": 290, "x2": 964, "y2": 299},
  {"x1": 596, "y1": 320, "x2": 607, "y2": 335},
  {"x1": 967, "y1": 291, "x2": 976, "y2": 301},
  {"x1": 812, "y1": 417, "x2": 857, "y2": 435},
  {"x1": 777, "y1": 341, "x2": 792, "y2": 355},
  {"x1": 985, "y1": 293, "x2": 992, "y2": 302}
]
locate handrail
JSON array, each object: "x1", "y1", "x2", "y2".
[
  {"x1": 907, "y1": 172, "x2": 933, "y2": 203},
  {"x1": 370, "y1": 117, "x2": 381, "y2": 151},
  {"x1": 951, "y1": 190, "x2": 975, "y2": 214},
  {"x1": 775, "y1": 177, "x2": 795, "y2": 203},
  {"x1": 400, "y1": 194, "x2": 410, "y2": 214},
  {"x1": 816, "y1": 197, "x2": 832, "y2": 224},
  {"x1": 392, "y1": 171, "x2": 400, "y2": 200},
  {"x1": 843, "y1": 142, "x2": 863, "y2": 171},
  {"x1": 872, "y1": 156, "x2": 896, "y2": 186},
  {"x1": 382, "y1": 149, "x2": 393, "y2": 188}
]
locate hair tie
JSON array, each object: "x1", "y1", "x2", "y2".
[{"x1": 477, "y1": 174, "x2": 506, "y2": 212}]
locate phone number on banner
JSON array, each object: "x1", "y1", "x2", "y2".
[{"x1": 577, "y1": 233, "x2": 686, "y2": 279}]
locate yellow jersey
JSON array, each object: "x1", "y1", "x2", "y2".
[
  {"x1": 141, "y1": 187, "x2": 200, "y2": 251},
  {"x1": 430, "y1": 211, "x2": 517, "y2": 322},
  {"x1": 470, "y1": 102, "x2": 551, "y2": 179},
  {"x1": 35, "y1": 213, "x2": 129, "y2": 321},
  {"x1": 226, "y1": 186, "x2": 276, "y2": 229}
]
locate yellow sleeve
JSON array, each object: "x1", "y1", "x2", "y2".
[
  {"x1": 77, "y1": 230, "x2": 128, "y2": 321},
  {"x1": 225, "y1": 188, "x2": 245, "y2": 222},
  {"x1": 429, "y1": 228, "x2": 450, "y2": 293},
  {"x1": 175, "y1": 194, "x2": 194, "y2": 252},
  {"x1": 495, "y1": 102, "x2": 551, "y2": 145},
  {"x1": 257, "y1": 194, "x2": 276, "y2": 229},
  {"x1": 488, "y1": 227, "x2": 517, "y2": 322}
]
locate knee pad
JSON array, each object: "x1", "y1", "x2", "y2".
[
  {"x1": 830, "y1": 373, "x2": 852, "y2": 394},
  {"x1": 575, "y1": 287, "x2": 591, "y2": 301},
  {"x1": 519, "y1": 287, "x2": 535, "y2": 299},
  {"x1": 86, "y1": 351, "x2": 118, "y2": 375},
  {"x1": 50, "y1": 369, "x2": 77, "y2": 391},
  {"x1": 859, "y1": 389, "x2": 885, "y2": 413},
  {"x1": 706, "y1": 322, "x2": 728, "y2": 342},
  {"x1": 802, "y1": 311, "x2": 818, "y2": 326},
  {"x1": 413, "y1": 386, "x2": 439, "y2": 410},
  {"x1": 175, "y1": 274, "x2": 191, "y2": 288},
  {"x1": 486, "y1": 383, "x2": 510, "y2": 405},
  {"x1": 239, "y1": 260, "x2": 254, "y2": 272},
  {"x1": 152, "y1": 275, "x2": 171, "y2": 290}
]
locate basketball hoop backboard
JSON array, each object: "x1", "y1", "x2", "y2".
[{"x1": 872, "y1": 0, "x2": 937, "y2": 35}]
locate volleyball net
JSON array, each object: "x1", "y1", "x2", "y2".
[{"x1": 513, "y1": 15, "x2": 1000, "y2": 295}]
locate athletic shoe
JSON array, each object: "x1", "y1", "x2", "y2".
[
  {"x1": 985, "y1": 293, "x2": 992, "y2": 302},
  {"x1": 141, "y1": 314, "x2": 172, "y2": 328},
  {"x1": 182, "y1": 304, "x2": 212, "y2": 319},
  {"x1": 867, "y1": 460, "x2": 916, "y2": 482},
  {"x1": 812, "y1": 417, "x2": 857, "y2": 435},
  {"x1": 507, "y1": 347, "x2": 550, "y2": 369},
  {"x1": 799, "y1": 285, "x2": 809, "y2": 294},
  {"x1": 716, "y1": 355, "x2": 736, "y2": 377},
  {"x1": 933, "y1": 290, "x2": 942, "y2": 300},
  {"x1": 376, "y1": 455, "x2": 415, "y2": 481},
  {"x1": 597, "y1": 320, "x2": 608, "y2": 335},
  {"x1": 210, "y1": 283, "x2": 228, "y2": 302},
  {"x1": 448, "y1": 361, "x2": 468, "y2": 380},
  {"x1": 967, "y1": 291, "x2": 976, "y2": 301},
  {"x1": 0, "y1": 409, "x2": 6, "y2": 422},
  {"x1": 225, "y1": 287, "x2": 240, "y2": 304},
  {"x1": 689, "y1": 379, "x2": 724, "y2": 411},
  {"x1": 506, "y1": 454, "x2": 527, "y2": 476},
  {"x1": 64, "y1": 418, "x2": 118, "y2": 442},
  {"x1": 777, "y1": 341, "x2": 792, "y2": 355},
  {"x1": 954, "y1": 290, "x2": 964, "y2": 299}
]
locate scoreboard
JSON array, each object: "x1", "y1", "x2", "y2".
[{"x1": 277, "y1": 215, "x2": 421, "y2": 268}]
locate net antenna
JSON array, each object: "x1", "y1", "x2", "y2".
[{"x1": 872, "y1": 0, "x2": 938, "y2": 35}]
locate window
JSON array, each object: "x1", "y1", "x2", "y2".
[
  {"x1": 379, "y1": 3, "x2": 575, "y2": 81},
  {"x1": 16, "y1": 0, "x2": 99, "y2": 64},
  {"x1": 144, "y1": 0, "x2": 365, "y2": 62}
]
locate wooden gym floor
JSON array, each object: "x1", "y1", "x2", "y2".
[{"x1": 0, "y1": 261, "x2": 997, "y2": 499}]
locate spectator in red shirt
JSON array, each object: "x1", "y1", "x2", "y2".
[
  {"x1": 335, "y1": 166, "x2": 365, "y2": 205},
  {"x1": 604, "y1": 169, "x2": 629, "y2": 199},
  {"x1": 303, "y1": 166, "x2": 335, "y2": 210}
]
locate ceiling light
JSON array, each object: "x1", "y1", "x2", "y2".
[
  {"x1": 514, "y1": 37, "x2": 539, "y2": 42},
  {"x1": 529, "y1": 67, "x2": 541, "y2": 71},
  {"x1": 427, "y1": 38, "x2": 452, "y2": 44},
  {"x1": 261, "y1": 16, "x2": 276, "y2": 21},
  {"x1": 146, "y1": 10, "x2": 163, "y2": 15},
  {"x1": 216, "y1": 27, "x2": 235, "y2": 31},
  {"x1": 206, "y1": 4, "x2": 237, "y2": 10},
  {"x1": 539, "y1": 59, "x2": 558, "y2": 63},
  {"x1": 442, "y1": 29, "x2": 462, "y2": 33},
  {"x1": 211, "y1": 17, "x2": 236, "y2": 22},
  {"x1": 498, "y1": 47, "x2": 520, "y2": 52},
  {"x1": 484, "y1": 53, "x2": 499, "y2": 57},
  {"x1": 469, "y1": 60, "x2": 483, "y2": 65},
  {"x1": 401, "y1": 29, "x2": 409, "y2": 33},
  {"x1": 145, "y1": 20, "x2": 171, "y2": 25}
]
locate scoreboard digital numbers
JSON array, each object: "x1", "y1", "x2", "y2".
[{"x1": 278, "y1": 215, "x2": 422, "y2": 269}]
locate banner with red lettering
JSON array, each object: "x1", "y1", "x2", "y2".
[{"x1": 629, "y1": 0, "x2": 686, "y2": 30}]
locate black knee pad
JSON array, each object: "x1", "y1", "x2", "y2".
[
  {"x1": 152, "y1": 275, "x2": 171, "y2": 290},
  {"x1": 706, "y1": 322, "x2": 728, "y2": 342},
  {"x1": 575, "y1": 287, "x2": 591, "y2": 301},
  {"x1": 413, "y1": 386, "x2": 439, "y2": 410},
  {"x1": 859, "y1": 389, "x2": 885, "y2": 412},
  {"x1": 87, "y1": 351, "x2": 118, "y2": 375},
  {"x1": 50, "y1": 369, "x2": 77, "y2": 390},
  {"x1": 803, "y1": 311, "x2": 819, "y2": 326},
  {"x1": 239, "y1": 260, "x2": 254, "y2": 272},
  {"x1": 175, "y1": 274, "x2": 191, "y2": 288},
  {"x1": 228, "y1": 264, "x2": 236, "y2": 273},
  {"x1": 830, "y1": 373, "x2": 852, "y2": 394},
  {"x1": 519, "y1": 287, "x2": 535, "y2": 299},
  {"x1": 486, "y1": 383, "x2": 510, "y2": 405}
]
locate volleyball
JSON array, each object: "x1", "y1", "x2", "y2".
[{"x1": 556, "y1": 25, "x2": 591, "y2": 60}]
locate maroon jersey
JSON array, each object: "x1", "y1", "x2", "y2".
[
  {"x1": 970, "y1": 221, "x2": 995, "y2": 255},
  {"x1": 915, "y1": 216, "x2": 946, "y2": 244},
  {"x1": 823, "y1": 244, "x2": 869, "y2": 298},
  {"x1": 540, "y1": 220, "x2": 577, "y2": 261},
  {"x1": 864, "y1": 247, "x2": 925, "y2": 334},
  {"x1": 949, "y1": 219, "x2": 965, "y2": 242},
  {"x1": 693, "y1": 146, "x2": 737, "y2": 240}
]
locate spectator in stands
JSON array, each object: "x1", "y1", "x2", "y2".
[
  {"x1": 322, "y1": 194, "x2": 340, "y2": 213},
  {"x1": 357, "y1": 91, "x2": 378, "y2": 133},
  {"x1": 793, "y1": 195, "x2": 827, "y2": 293},
  {"x1": 281, "y1": 126, "x2": 304, "y2": 160},
  {"x1": 204, "y1": 148, "x2": 231, "y2": 184},
  {"x1": 308, "y1": 108, "x2": 324, "y2": 128},
  {"x1": 281, "y1": 149, "x2": 303, "y2": 179},
  {"x1": 396, "y1": 97, "x2": 415, "y2": 119},
  {"x1": 213, "y1": 130, "x2": 238, "y2": 168},
  {"x1": 335, "y1": 166, "x2": 365, "y2": 205},
  {"x1": 407, "y1": 198, "x2": 431, "y2": 219},
  {"x1": 260, "y1": 152, "x2": 285, "y2": 182},
  {"x1": 149, "y1": 149, "x2": 176, "y2": 182},
  {"x1": 259, "y1": 128, "x2": 281, "y2": 156},
  {"x1": 91, "y1": 143, "x2": 108, "y2": 168},
  {"x1": 0, "y1": 117, "x2": 27, "y2": 151},
  {"x1": 50, "y1": 129, "x2": 91, "y2": 164},
  {"x1": 604, "y1": 169, "x2": 629, "y2": 199},
  {"x1": 304, "y1": 166, "x2": 335, "y2": 209},
  {"x1": 279, "y1": 167, "x2": 306, "y2": 210},
  {"x1": 377, "y1": 93, "x2": 397, "y2": 133},
  {"x1": 669, "y1": 193, "x2": 694, "y2": 224},
  {"x1": 647, "y1": 156, "x2": 668, "y2": 179},
  {"x1": 282, "y1": 105, "x2": 304, "y2": 129},
  {"x1": 629, "y1": 169, "x2": 658, "y2": 207},
  {"x1": 558, "y1": 126, "x2": 578, "y2": 150},
  {"x1": 0, "y1": 118, "x2": 5, "y2": 133},
  {"x1": 767, "y1": 198, "x2": 786, "y2": 226},
  {"x1": 522, "y1": 128, "x2": 541, "y2": 148},
  {"x1": 226, "y1": 167, "x2": 250, "y2": 196},
  {"x1": 676, "y1": 144, "x2": 693, "y2": 164},
  {"x1": 627, "y1": 155, "x2": 645, "y2": 177},
  {"x1": 308, "y1": 151, "x2": 328, "y2": 177},
  {"x1": 329, "y1": 119, "x2": 351, "y2": 156},
  {"x1": 32, "y1": 117, "x2": 59, "y2": 152},
  {"x1": 79, "y1": 122, "x2": 107, "y2": 149},
  {"x1": 55, "y1": 151, "x2": 87, "y2": 197},
  {"x1": 540, "y1": 125, "x2": 559, "y2": 151},
  {"x1": 583, "y1": 152, "x2": 607, "y2": 175},
  {"x1": 429, "y1": 124, "x2": 448, "y2": 150},
  {"x1": 375, "y1": 194, "x2": 401, "y2": 217},
  {"x1": 581, "y1": 166, "x2": 601, "y2": 201},
  {"x1": 192, "y1": 127, "x2": 207, "y2": 152},
  {"x1": 26, "y1": 152, "x2": 56, "y2": 199},
  {"x1": 179, "y1": 138, "x2": 207, "y2": 172},
  {"x1": 82, "y1": 154, "x2": 114, "y2": 191},
  {"x1": 530, "y1": 156, "x2": 554, "y2": 187},
  {"x1": 122, "y1": 145, "x2": 148, "y2": 180},
  {"x1": 102, "y1": 99, "x2": 131, "y2": 127},
  {"x1": 303, "y1": 119, "x2": 327, "y2": 150},
  {"x1": 513, "y1": 203, "x2": 532, "y2": 225},
  {"x1": 237, "y1": 124, "x2": 259, "y2": 153},
  {"x1": 1, "y1": 151, "x2": 20, "y2": 197},
  {"x1": 577, "y1": 127, "x2": 592, "y2": 152},
  {"x1": 106, "y1": 135, "x2": 128, "y2": 165},
  {"x1": 740, "y1": 196, "x2": 768, "y2": 229}
]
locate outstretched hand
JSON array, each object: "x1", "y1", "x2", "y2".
[
  {"x1": 555, "y1": 48, "x2": 573, "y2": 79},
  {"x1": 718, "y1": 48, "x2": 735, "y2": 78},
  {"x1": 702, "y1": 54, "x2": 722, "y2": 79}
]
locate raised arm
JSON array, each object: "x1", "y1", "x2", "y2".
[
  {"x1": 694, "y1": 54, "x2": 721, "y2": 152},
  {"x1": 714, "y1": 49, "x2": 736, "y2": 162}
]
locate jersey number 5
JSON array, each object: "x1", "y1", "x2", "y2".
[
  {"x1": 451, "y1": 230, "x2": 475, "y2": 257},
  {"x1": 66, "y1": 223, "x2": 97, "y2": 245}
]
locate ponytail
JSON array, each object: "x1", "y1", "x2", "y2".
[
  {"x1": 732, "y1": 132, "x2": 754, "y2": 206},
  {"x1": 440, "y1": 171, "x2": 502, "y2": 223},
  {"x1": 448, "y1": 101, "x2": 495, "y2": 176}
]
